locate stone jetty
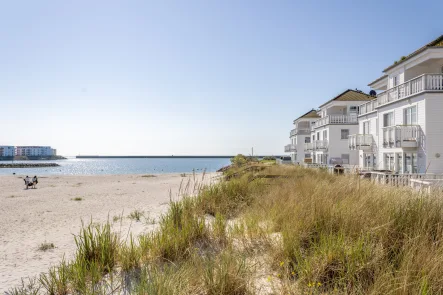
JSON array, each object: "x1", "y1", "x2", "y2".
[{"x1": 0, "y1": 163, "x2": 60, "y2": 168}]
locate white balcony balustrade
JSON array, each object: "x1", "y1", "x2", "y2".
[
  {"x1": 314, "y1": 140, "x2": 329, "y2": 150},
  {"x1": 358, "y1": 100, "x2": 377, "y2": 115},
  {"x1": 284, "y1": 144, "x2": 297, "y2": 153},
  {"x1": 382, "y1": 125, "x2": 419, "y2": 148},
  {"x1": 348, "y1": 134, "x2": 373, "y2": 150},
  {"x1": 304, "y1": 143, "x2": 314, "y2": 151},
  {"x1": 289, "y1": 129, "x2": 297, "y2": 137},
  {"x1": 314, "y1": 115, "x2": 358, "y2": 128}
]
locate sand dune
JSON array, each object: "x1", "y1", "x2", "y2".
[{"x1": 0, "y1": 173, "x2": 217, "y2": 291}]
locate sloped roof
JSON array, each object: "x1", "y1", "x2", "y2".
[
  {"x1": 318, "y1": 89, "x2": 374, "y2": 108},
  {"x1": 368, "y1": 74, "x2": 388, "y2": 87},
  {"x1": 293, "y1": 109, "x2": 320, "y2": 123},
  {"x1": 383, "y1": 35, "x2": 443, "y2": 72}
]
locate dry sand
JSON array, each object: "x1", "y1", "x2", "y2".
[{"x1": 0, "y1": 173, "x2": 217, "y2": 291}]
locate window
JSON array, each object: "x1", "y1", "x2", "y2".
[
  {"x1": 305, "y1": 137, "x2": 311, "y2": 143},
  {"x1": 404, "y1": 153, "x2": 417, "y2": 173},
  {"x1": 350, "y1": 106, "x2": 358, "y2": 113},
  {"x1": 305, "y1": 154, "x2": 311, "y2": 159},
  {"x1": 393, "y1": 76, "x2": 398, "y2": 87},
  {"x1": 384, "y1": 153, "x2": 395, "y2": 171},
  {"x1": 403, "y1": 106, "x2": 417, "y2": 125},
  {"x1": 397, "y1": 153, "x2": 403, "y2": 173},
  {"x1": 383, "y1": 112, "x2": 394, "y2": 127},
  {"x1": 316, "y1": 132, "x2": 320, "y2": 140},
  {"x1": 341, "y1": 129, "x2": 349, "y2": 139},
  {"x1": 323, "y1": 130, "x2": 327, "y2": 139},
  {"x1": 363, "y1": 121, "x2": 370, "y2": 134},
  {"x1": 341, "y1": 154, "x2": 350, "y2": 164}
]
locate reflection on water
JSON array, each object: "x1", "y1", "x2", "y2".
[{"x1": 0, "y1": 158, "x2": 231, "y2": 176}]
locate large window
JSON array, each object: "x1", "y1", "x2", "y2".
[
  {"x1": 403, "y1": 106, "x2": 417, "y2": 125},
  {"x1": 383, "y1": 112, "x2": 394, "y2": 127},
  {"x1": 404, "y1": 153, "x2": 417, "y2": 173},
  {"x1": 341, "y1": 129, "x2": 349, "y2": 139},
  {"x1": 384, "y1": 153, "x2": 395, "y2": 171},
  {"x1": 305, "y1": 137, "x2": 311, "y2": 143}
]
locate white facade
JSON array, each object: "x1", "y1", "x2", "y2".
[
  {"x1": 15, "y1": 146, "x2": 55, "y2": 157},
  {"x1": 0, "y1": 146, "x2": 15, "y2": 157},
  {"x1": 352, "y1": 36, "x2": 443, "y2": 173},
  {"x1": 285, "y1": 90, "x2": 373, "y2": 165},
  {"x1": 285, "y1": 110, "x2": 319, "y2": 164},
  {"x1": 307, "y1": 98, "x2": 370, "y2": 165}
]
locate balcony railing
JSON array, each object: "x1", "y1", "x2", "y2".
[
  {"x1": 290, "y1": 127, "x2": 311, "y2": 137},
  {"x1": 348, "y1": 134, "x2": 373, "y2": 150},
  {"x1": 284, "y1": 144, "x2": 297, "y2": 153},
  {"x1": 379, "y1": 74, "x2": 443, "y2": 107},
  {"x1": 382, "y1": 125, "x2": 419, "y2": 148},
  {"x1": 358, "y1": 100, "x2": 377, "y2": 116},
  {"x1": 314, "y1": 115, "x2": 358, "y2": 128},
  {"x1": 314, "y1": 140, "x2": 329, "y2": 150},
  {"x1": 304, "y1": 143, "x2": 314, "y2": 151}
]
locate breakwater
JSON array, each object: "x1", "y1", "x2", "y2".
[{"x1": 0, "y1": 163, "x2": 60, "y2": 168}]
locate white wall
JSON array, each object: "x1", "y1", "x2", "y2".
[
  {"x1": 376, "y1": 94, "x2": 426, "y2": 172},
  {"x1": 425, "y1": 93, "x2": 443, "y2": 173}
]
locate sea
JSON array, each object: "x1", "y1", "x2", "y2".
[{"x1": 0, "y1": 157, "x2": 232, "y2": 176}]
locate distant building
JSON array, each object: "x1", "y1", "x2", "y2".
[
  {"x1": 15, "y1": 146, "x2": 55, "y2": 157},
  {"x1": 0, "y1": 146, "x2": 15, "y2": 157}
]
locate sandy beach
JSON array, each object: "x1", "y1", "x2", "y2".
[{"x1": 0, "y1": 173, "x2": 217, "y2": 291}]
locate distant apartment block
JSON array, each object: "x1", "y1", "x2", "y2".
[
  {"x1": 0, "y1": 146, "x2": 15, "y2": 157},
  {"x1": 285, "y1": 90, "x2": 373, "y2": 165},
  {"x1": 15, "y1": 146, "x2": 56, "y2": 157}
]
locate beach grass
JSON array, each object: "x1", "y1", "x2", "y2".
[
  {"x1": 9, "y1": 164, "x2": 443, "y2": 294},
  {"x1": 128, "y1": 209, "x2": 144, "y2": 222},
  {"x1": 38, "y1": 243, "x2": 55, "y2": 252}
]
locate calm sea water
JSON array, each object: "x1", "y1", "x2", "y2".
[{"x1": 0, "y1": 158, "x2": 231, "y2": 176}]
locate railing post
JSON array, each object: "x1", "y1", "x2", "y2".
[{"x1": 422, "y1": 74, "x2": 427, "y2": 90}]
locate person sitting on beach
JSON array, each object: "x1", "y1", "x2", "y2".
[
  {"x1": 32, "y1": 175, "x2": 38, "y2": 189},
  {"x1": 24, "y1": 176, "x2": 31, "y2": 189}
]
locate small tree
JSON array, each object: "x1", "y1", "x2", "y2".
[{"x1": 230, "y1": 154, "x2": 248, "y2": 167}]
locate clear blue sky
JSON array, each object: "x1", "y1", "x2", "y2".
[{"x1": 1, "y1": 0, "x2": 442, "y2": 156}]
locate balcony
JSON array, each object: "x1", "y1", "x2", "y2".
[
  {"x1": 348, "y1": 134, "x2": 373, "y2": 151},
  {"x1": 382, "y1": 125, "x2": 419, "y2": 148},
  {"x1": 314, "y1": 140, "x2": 329, "y2": 151},
  {"x1": 358, "y1": 100, "x2": 377, "y2": 116},
  {"x1": 382, "y1": 74, "x2": 443, "y2": 107},
  {"x1": 290, "y1": 128, "x2": 311, "y2": 137},
  {"x1": 304, "y1": 143, "x2": 314, "y2": 151},
  {"x1": 284, "y1": 144, "x2": 297, "y2": 153},
  {"x1": 314, "y1": 115, "x2": 358, "y2": 128}
]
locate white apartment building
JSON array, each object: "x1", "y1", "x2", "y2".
[
  {"x1": 306, "y1": 90, "x2": 374, "y2": 165},
  {"x1": 15, "y1": 146, "x2": 55, "y2": 157},
  {"x1": 352, "y1": 35, "x2": 443, "y2": 174},
  {"x1": 0, "y1": 146, "x2": 15, "y2": 157},
  {"x1": 285, "y1": 110, "x2": 320, "y2": 163}
]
